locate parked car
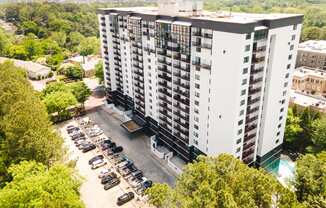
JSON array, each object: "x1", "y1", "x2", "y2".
[
  {"x1": 101, "y1": 143, "x2": 110, "y2": 151},
  {"x1": 71, "y1": 132, "x2": 85, "y2": 140},
  {"x1": 108, "y1": 142, "x2": 116, "y2": 149},
  {"x1": 78, "y1": 142, "x2": 90, "y2": 150},
  {"x1": 104, "y1": 178, "x2": 120, "y2": 190},
  {"x1": 117, "y1": 192, "x2": 134, "y2": 206},
  {"x1": 82, "y1": 144, "x2": 96, "y2": 153},
  {"x1": 112, "y1": 146, "x2": 123, "y2": 153},
  {"x1": 131, "y1": 170, "x2": 143, "y2": 179},
  {"x1": 142, "y1": 179, "x2": 153, "y2": 189},
  {"x1": 67, "y1": 126, "x2": 79, "y2": 134},
  {"x1": 89, "y1": 155, "x2": 104, "y2": 165},
  {"x1": 91, "y1": 159, "x2": 107, "y2": 169},
  {"x1": 75, "y1": 140, "x2": 87, "y2": 147},
  {"x1": 101, "y1": 172, "x2": 118, "y2": 184},
  {"x1": 98, "y1": 168, "x2": 112, "y2": 178},
  {"x1": 117, "y1": 160, "x2": 132, "y2": 169},
  {"x1": 102, "y1": 139, "x2": 112, "y2": 145},
  {"x1": 135, "y1": 186, "x2": 145, "y2": 195}
]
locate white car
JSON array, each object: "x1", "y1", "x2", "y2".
[
  {"x1": 98, "y1": 168, "x2": 112, "y2": 178},
  {"x1": 91, "y1": 159, "x2": 107, "y2": 169}
]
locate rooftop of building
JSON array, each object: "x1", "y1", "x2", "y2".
[
  {"x1": 298, "y1": 40, "x2": 326, "y2": 54},
  {"x1": 98, "y1": 7, "x2": 303, "y2": 24},
  {"x1": 0, "y1": 57, "x2": 50, "y2": 75},
  {"x1": 290, "y1": 90, "x2": 326, "y2": 109},
  {"x1": 293, "y1": 66, "x2": 326, "y2": 79}
]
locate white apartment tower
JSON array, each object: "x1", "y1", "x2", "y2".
[{"x1": 97, "y1": 2, "x2": 303, "y2": 167}]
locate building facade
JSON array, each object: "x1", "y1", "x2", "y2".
[
  {"x1": 296, "y1": 40, "x2": 326, "y2": 70},
  {"x1": 292, "y1": 66, "x2": 326, "y2": 97},
  {"x1": 97, "y1": 6, "x2": 303, "y2": 167}
]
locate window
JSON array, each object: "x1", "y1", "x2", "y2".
[
  {"x1": 291, "y1": 34, "x2": 296, "y2": 40},
  {"x1": 238, "y1": 129, "x2": 243, "y2": 135},
  {"x1": 236, "y1": 138, "x2": 241, "y2": 144},
  {"x1": 194, "y1": 116, "x2": 199, "y2": 122},
  {"x1": 193, "y1": 139, "x2": 198, "y2": 145},
  {"x1": 278, "y1": 123, "x2": 282, "y2": 128},
  {"x1": 279, "y1": 116, "x2": 283, "y2": 121},
  {"x1": 245, "y1": 44, "x2": 251, "y2": 52},
  {"x1": 193, "y1": 132, "x2": 199, "y2": 138},
  {"x1": 195, "y1": 83, "x2": 200, "y2": 89},
  {"x1": 239, "y1": 109, "x2": 244, "y2": 116},
  {"x1": 236, "y1": 147, "x2": 241, "y2": 153},
  {"x1": 246, "y1": 33, "x2": 251, "y2": 40},
  {"x1": 242, "y1": 79, "x2": 247, "y2": 85},
  {"x1": 293, "y1": 24, "x2": 297, "y2": 30},
  {"x1": 277, "y1": 131, "x2": 280, "y2": 136},
  {"x1": 195, "y1": 92, "x2": 200, "y2": 98},
  {"x1": 284, "y1": 82, "x2": 288, "y2": 87},
  {"x1": 194, "y1": 108, "x2": 199, "y2": 114},
  {"x1": 238, "y1": 120, "x2": 243, "y2": 125},
  {"x1": 194, "y1": 100, "x2": 199, "y2": 106},
  {"x1": 287, "y1": 64, "x2": 291, "y2": 69},
  {"x1": 244, "y1": 56, "x2": 249, "y2": 63},
  {"x1": 283, "y1": 90, "x2": 287, "y2": 96},
  {"x1": 290, "y1": 45, "x2": 294, "y2": 50},
  {"x1": 194, "y1": 124, "x2": 199, "y2": 130},
  {"x1": 243, "y1": 68, "x2": 248, "y2": 74},
  {"x1": 280, "y1": 107, "x2": 284, "y2": 112},
  {"x1": 285, "y1": 73, "x2": 290, "y2": 78},
  {"x1": 240, "y1": 99, "x2": 245, "y2": 106},
  {"x1": 276, "y1": 139, "x2": 280, "y2": 144},
  {"x1": 195, "y1": 74, "x2": 200, "y2": 80},
  {"x1": 241, "y1": 89, "x2": 246, "y2": 96},
  {"x1": 288, "y1": 54, "x2": 292, "y2": 60}
]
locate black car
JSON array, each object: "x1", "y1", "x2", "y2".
[
  {"x1": 102, "y1": 139, "x2": 112, "y2": 145},
  {"x1": 112, "y1": 146, "x2": 123, "y2": 153},
  {"x1": 103, "y1": 178, "x2": 120, "y2": 190},
  {"x1": 82, "y1": 144, "x2": 96, "y2": 153},
  {"x1": 108, "y1": 142, "x2": 116, "y2": 148},
  {"x1": 67, "y1": 126, "x2": 79, "y2": 134},
  {"x1": 117, "y1": 192, "x2": 134, "y2": 206},
  {"x1": 88, "y1": 155, "x2": 104, "y2": 165},
  {"x1": 131, "y1": 170, "x2": 143, "y2": 179},
  {"x1": 101, "y1": 172, "x2": 118, "y2": 184}
]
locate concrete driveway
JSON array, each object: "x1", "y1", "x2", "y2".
[{"x1": 86, "y1": 106, "x2": 177, "y2": 187}]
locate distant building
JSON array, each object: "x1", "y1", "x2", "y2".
[
  {"x1": 292, "y1": 66, "x2": 326, "y2": 97},
  {"x1": 98, "y1": 1, "x2": 303, "y2": 168},
  {"x1": 66, "y1": 55, "x2": 102, "y2": 78},
  {"x1": 0, "y1": 57, "x2": 51, "y2": 80},
  {"x1": 296, "y1": 40, "x2": 326, "y2": 70},
  {"x1": 290, "y1": 90, "x2": 326, "y2": 113}
]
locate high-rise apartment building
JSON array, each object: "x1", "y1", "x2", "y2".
[
  {"x1": 97, "y1": 1, "x2": 303, "y2": 168},
  {"x1": 296, "y1": 40, "x2": 326, "y2": 70}
]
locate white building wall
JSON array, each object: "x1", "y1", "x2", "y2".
[
  {"x1": 191, "y1": 31, "x2": 251, "y2": 156},
  {"x1": 258, "y1": 24, "x2": 302, "y2": 157}
]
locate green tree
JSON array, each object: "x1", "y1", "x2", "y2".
[
  {"x1": 68, "y1": 81, "x2": 91, "y2": 106},
  {"x1": 146, "y1": 154, "x2": 301, "y2": 208},
  {"x1": 78, "y1": 36, "x2": 100, "y2": 62},
  {"x1": 21, "y1": 20, "x2": 39, "y2": 35},
  {"x1": 284, "y1": 108, "x2": 304, "y2": 152},
  {"x1": 43, "y1": 91, "x2": 77, "y2": 116},
  {"x1": 294, "y1": 152, "x2": 326, "y2": 207},
  {"x1": 310, "y1": 118, "x2": 326, "y2": 153},
  {"x1": 42, "y1": 81, "x2": 69, "y2": 97},
  {"x1": 50, "y1": 31, "x2": 67, "y2": 48},
  {"x1": 95, "y1": 61, "x2": 104, "y2": 83},
  {"x1": 0, "y1": 161, "x2": 84, "y2": 208},
  {"x1": 0, "y1": 61, "x2": 63, "y2": 185},
  {"x1": 7, "y1": 45, "x2": 28, "y2": 60},
  {"x1": 67, "y1": 31, "x2": 84, "y2": 51}
]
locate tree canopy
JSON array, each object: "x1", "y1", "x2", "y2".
[
  {"x1": 0, "y1": 161, "x2": 84, "y2": 208},
  {"x1": 0, "y1": 61, "x2": 63, "y2": 186},
  {"x1": 146, "y1": 154, "x2": 301, "y2": 208}
]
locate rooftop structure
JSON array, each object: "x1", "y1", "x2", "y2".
[
  {"x1": 296, "y1": 40, "x2": 326, "y2": 70},
  {"x1": 290, "y1": 90, "x2": 326, "y2": 113},
  {"x1": 97, "y1": 6, "x2": 303, "y2": 168},
  {"x1": 0, "y1": 57, "x2": 51, "y2": 80}
]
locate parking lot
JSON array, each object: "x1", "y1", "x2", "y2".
[
  {"x1": 86, "y1": 106, "x2": 176, "y2": 186},
  {"x1": 58, "y1": 105, "x2": 176, "y2": 208}
]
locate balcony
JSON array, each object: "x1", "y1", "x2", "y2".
[
  {"x1": 173, "y1": 72, "x2": 190, "y2": 81},
  {"x1": 245, "y1": 115, "x2": 258, "y2": 124},
  {"x1": 173, "y1": 102, "x2": 189, "y2": 114},
  {"x1": 158, "y1": 58, "x2": 172, "y2": 66},
  {"x1": 159, "y1": 116, "x2": 172, "y2": 126},
  {"x1": 135, "y1": 100, "x2": 145, "y2": 108},
  {"x1": 248, "y1": 87, "x2": 261, "y2": 95},
  {"x1": 251, "y1": 67, "x2": 264, "y2": 74},
  {"x1": 203, "y1": 33, "x2": 213, "y2": 39},
  {"x1": 158, "y1": 88, "x2": 172, "y2": 97},
  {"x1": 158, "y1": 65, "x2": 171, "y2": 74},
  {"x1": 133, "y1": 63, "x2": 143, "y2": 70},
  {"x1": 250, "y1": 77, "x2": 263, "y2": 84},
  {"x1": 159, "y1": 95, "x2": 172, "y2": 105},
  {"x1": 174, "y1": 94, "x2": 189, "y2": 106},
  {"x1": 133, "y1": 69, "x2": 143, "y2": 76},
  {"x1": 174, "y1": 88, "x2": 190, "y2": 98},
  {"x1": 134, "y1": 75, "x2": 143, "y2": 83},
  {"x1": 159, "y1": 109, "x2": 172, "y2": 119},
  {"x1": 134, "y1": 88, "x2": 144, "y2": 96},
  {"x1": 243, "y1": 142, "x2": 255, "y2": 150},
  {"x1": 174, "y1": 125, "x2": 189, "y2": 137},
  {"x1": 173, "y1": 80, "x2": 190, "y2": 90},
  {"x1": 242, "y1": 148, "x2": 255, "y2": 159},
  {"x1": 174, "y1": 118, "x2": 189, "y2": 129},
  {"x1": 174, "y1": 110, "x2": 189, "y2": 121},
  {"x1": 247, "y1": 97, "x2": 260, "y2": 105},
  {"x1": 159, "y1": 102, "x2": 172, "y2": 111},
  {"x1": 158, "y1": 73, "x2": 172, "y2": 82},
  {"x1": 173, "y1": 63, "x2": 190, "y2": 73},
  {"x1": 158, "y1": 81, "x2": 172, "y2": 90}
]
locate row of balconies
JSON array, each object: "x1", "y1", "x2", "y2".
[
  {"x1": 158, "y1": 88, "x2": 172, "y2": 97},
  {"x1": 158, "y1": 95, "x2": 172, "y2": 105},
  {"x1": 174, "y1": 110, "x2": 189, "y2": 121},
  {"x1": 173, "y1": 63, "x2": 190, "y2": 72},
  {"x1": 174, "y1": 102, "x2": 190, "y2": 114},
  {"x1": 174, "y1": 80, "x2": 190, "y2": 90},
  {"x1": 158, "y1": 81, "x2": 172, "y2": 90},
  {"x1": 174, "y1": 87, "x2": 190, "y2": 98},
  {"x1": 173, "y1": 72, "x2": 190, "y2": 81},
  {"x1": 192, "y1": 60, "x2": 212, "y2": 70},
  {"x1": 158, "y1": 73, "x2": 172, "y2": 82},
  {"x1": 174, "y1": 94, "x2": 190, "y2": 106},
  {"x1": 192, "y1": 31, "x2": 213, "y2": 39}
]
